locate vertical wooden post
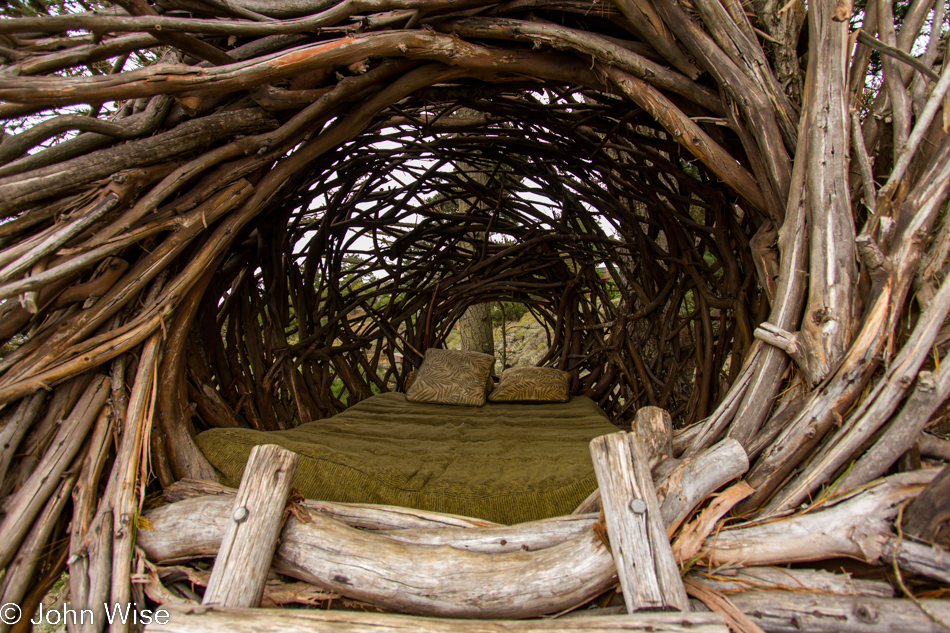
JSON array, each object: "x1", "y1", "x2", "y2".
[
  {"x1": 202, "y1": 444, "x2": 299, "y2": 608},
  {"x1": 633, "y1": 406, "x2": 674, "y2": 470},
  {"x1": 590, "y1": 432, "x2": 689, "y2": 612}
]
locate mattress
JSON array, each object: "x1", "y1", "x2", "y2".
[{"x1": 195, "y1": 392, "x2": 617, "y2": 524}]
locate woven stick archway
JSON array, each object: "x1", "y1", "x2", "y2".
[{"x1": 0, "y1": 0, "x2": 948, "y2": 622}]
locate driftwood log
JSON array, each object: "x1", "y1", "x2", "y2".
[
  {"x1": 141, "y1": 495, "x2": 617, "y2": 619},
  {"x1": 163, "y1": 479, "x2": 499, "y2": 530},
  {"x1": 700, "y1": 469, "x2": 950, "y2": 584},
  {"x1": 902, "y1": 463, "x2": 950, "y2": 542},
  {"x1": 590, "y1": 432, "x2": 689, "y2": 612},
  {"x1": 689, "y1": 567, "x2": 894, "y2": 598},
  {"x1": 633, "y1": 406, "x2": 674, "y2": 470},
  {"x1": 143, "y1": 588, "x2": 950, "y2": 633},
  {"x1": 146, "y1": 606, "x2": 729, "y2": 633},
  {"x1": 723, "y1": 591, "x2": 950, "y2": 633},
  {"x1": 139, "y1": 468, "x2": 944, "y2": 618},
  {"x1": 574, "y1": 434, "x2": 748, "y2": 518},
  {"x1": 658, "y1": 439, "x2": 750, "y2": 533},
  {"x1": 202, "y1": 445, "x2": 299, "y2": 608}
]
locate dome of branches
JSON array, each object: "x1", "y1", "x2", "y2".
[
  {"x1": 237, "y1": 87, "x2": 759, "y2": 428},
  {"x1": 0, "y1": 0, "x2": 949, "y2": 620}
]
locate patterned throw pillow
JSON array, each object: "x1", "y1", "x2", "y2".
[
  {"x1": 406, "y1": 349, "x2": 496, "y2": 406},
  {"x1": 405, "y1": 369, "x2": 494, "y2": 394},
  {"x1": 488, "y1": 366, "x2": 571, "y2": 403}
]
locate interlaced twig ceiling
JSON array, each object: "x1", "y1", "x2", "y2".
[{"x1": 210, "y1": 88, "x2": 760, "y2": 431}]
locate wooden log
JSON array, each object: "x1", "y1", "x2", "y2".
[
  {"x1": 726, "y1": 591, "x2": 950, "y2": 633},
  {"x1": 0, "y1": 390, "x2": 45, "y2": 491},
  {"x1": 146, "y1": 605, "x2": 729, "y2": 633},
  {"x1": 901, "y1": 463, "x2": 950, "y2": 541},
  {"x1": 202, "y1": 444, "x2": 299, "y2": 608},
  {"x1": 16, "y1": 374, "x2": 94, "y2": 466},
  {"x1": 672, "y1": 421, "x2": 703, "y2": 457},
  {"x1": 157, "y1": 264, "x2": 221, "y2": 484},
  {"x1": 656, "y1": 438, "x2": 749, "y2": 534},
  {"x1": 70, "y1": 515, "x2": 113, "y2": 633},
  {"x1": 572, "y1": 488, "x2": 602, "y2": 515},
  {"x1": 689, "y1": 567, "x2": 894, "y2": 597},
  {"x1": 377, "y1": 514, "x2": 599, "y2": 553},
  {"x1": 633, "y1": 406, "x2": 673, "y2": 470},
  {"x1": 163, "y1": 478, "x2": 499, "y2": 530},
  {"x1": 573, "y1": 437, "x2": 748, "y2": 524},
  {"x1": 881, "y1": 538, "x2": 950, "y2": 584},
  {"x1": 792, "y1": 0, "x2": 856, "y2": 387},
  {"x1": 103, "y1": 331, "x2": 161, "y2": 633},
  {"x1": 67, "y1": 404, "x2": 114, "y2": 633},
  {"x1": 143, "y1": 562, "x2": 342, "y2": 609},
  {"x1": 724, "y1": 122, "x2": 809, "y2": 451},
  {"x1": 138, "y1": 496, "x2": 618, "y2": 619},
  {"x1": 682, "y1": 577, "x2": 768, "y2": 633},
  {"x1": 282, "y1": 509, "x2": 618, "y2": 619},
  {"x1": 684, "y1": 345, "x2": 761, "y2": 455},
  {"x1": 143, "y1": 563, "x2": 341, "y2": 608},
  {"x1": 919, "y1": 432, "x2": 950, "y2": 461},
  {"x1": 701, "y1": 470, "x2": 941, "y2": 575},
  {"x1": 0, "y1": 467, "x2": 77, "y2": 633},
  {"x1": 672, "y1": 481, "x2": 754, "y2": 562},
  {"x1": 590, "y1": 432, "x2": 689, "y2": 612},
  {"x1": 612, "y1": 0, "x2": 703, "y2": 80},
  {"x1": 0, "y1": 375, "x2": 109, "y2": 570}
]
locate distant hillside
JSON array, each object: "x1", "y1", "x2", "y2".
[{"x1": 446, "y1": 311, "x2": 550, "y2": 374}]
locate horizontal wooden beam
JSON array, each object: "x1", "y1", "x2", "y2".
[{"x1": 146, "y1": 605, "x2": 728, "y2": 632}]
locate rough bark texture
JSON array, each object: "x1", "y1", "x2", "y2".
[
  {"x1": 147, "y1": 606, "x2": 729, "y2": 632},
  {"x1": 138, "y1": 495, "x2": 619, "y2": 619},
  {"x1": 459, "y1": 302, "x2": 494, "y2": 357},
  {"x1": 590, "y1": 432, "x2": 689, "y2": 612},
  {"x1": 202, "y1": 445, "x2": 299, "y2": 608}
]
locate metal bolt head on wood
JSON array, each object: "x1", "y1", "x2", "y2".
[
  {"x1": 202, "y1": 444, "x2": 299, "y2": 609},
  {"x1": 590, "y1": 431, "x2": 690, "y2": 612}
]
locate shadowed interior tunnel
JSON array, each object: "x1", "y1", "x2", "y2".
[{"x1": 193, "y1": 86, "x2": 765, "y2": 436}]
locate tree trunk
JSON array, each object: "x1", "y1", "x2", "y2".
[
  {"x1": 456, "y1": 119, "x2": 495, "y2": 359},
  {"x1": 459, "y1": 302, "x2": 494, "y2": 356}
]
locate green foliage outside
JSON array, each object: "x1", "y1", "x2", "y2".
[{"x1": 491, "y1": 301, "x2": 529, "y2": 326}]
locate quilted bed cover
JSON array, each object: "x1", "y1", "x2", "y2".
[{"x1": 196, "y1": 391, "x2": 617, "y2": 524}]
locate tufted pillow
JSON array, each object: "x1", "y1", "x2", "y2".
[
  {"x1": 488, "y1": 366, "x2": 571, "y2": 403},
  {"x1": 406, "y1": 349, "x2": 495, "y2": 406}
]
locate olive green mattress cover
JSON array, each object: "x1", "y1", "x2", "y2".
[{"x1": 195, "y1": 392, "x2": 617, "y2": 525}]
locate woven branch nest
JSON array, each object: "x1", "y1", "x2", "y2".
[{"x1": 0, "y1": 0, "x2": 948, "y2": 619}]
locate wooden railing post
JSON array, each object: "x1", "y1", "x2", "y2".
[
  {"x1": 202, "y1": 444, "x2": 299, "y2": 608},
  {"x1": 590, "y1": 432, "x2": 689, "y2": 612},
  {"x1": 633, "y1": 406, "x2": 673, "y2": 471}
]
